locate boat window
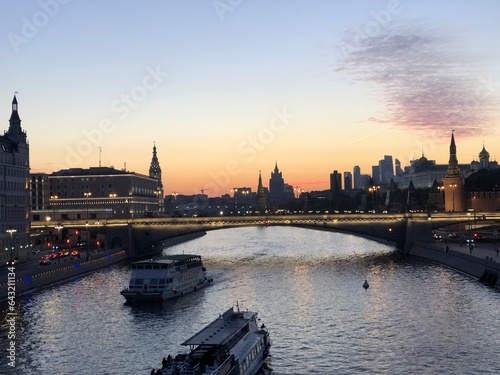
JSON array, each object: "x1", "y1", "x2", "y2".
[
  {"x1": 145, "y1": 265, "x2": 152, "y2": 269},
  {"x1": 160, "y1": 264, "x2": 168, "y2": 269},
  {"x1": 149, "y1": 279, "x2": 158, "y2": 285},
  {"x1": 152, "y1": 265, "x2": 160, "y2": 269},
  {"x1": 158, "y1": 279, "x2": 166, "y2": 284},
  {"x1": 135, "y1": 279, "x2": 143, "y2": 285}
]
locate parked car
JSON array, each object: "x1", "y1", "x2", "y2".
[
  {"x1": 71, "y1": 250, "x2": 79, "y2": 257},
  {"x1": 448, "y1": 233, "x2": 459, "y2": 238},
  {"x1": 473, "y1": 233, "x2": 486, "y2": 241},
  {"x1": 433, "y1": 233, "x2": 442, "y2": 240}
]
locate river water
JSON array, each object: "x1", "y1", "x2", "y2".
[{"x1": 2, "y1": 226, "x2": 500, "y2": 374}]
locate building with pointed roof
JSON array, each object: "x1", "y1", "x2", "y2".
[
  {"x1": 443, "y1": 131, "x2": 464, "y2": 212},
  {"x1": 269, "y1": 162, "x2": 285, "y2": 204},
  {"x1": 1, "y1": 95, "x2": 30, "y2": 263},
  {"x1": 149, "y1": 143, "x2": 164, "y2": 214},
  {"x1": 256, "y1": 171, "x2": 266, "y2": 214}
]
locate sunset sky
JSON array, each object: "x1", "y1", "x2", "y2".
[{"x1": 2, "y1": 1, "x2": 500, "y2": 197}]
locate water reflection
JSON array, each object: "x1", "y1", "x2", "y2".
[{"x1": 1, "y1": 226, "x2": 499, "y2": 374}]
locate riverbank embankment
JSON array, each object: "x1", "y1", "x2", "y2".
[
  {"x1": 410, "y1": 241, "x2": 500, "y2": 287},
  {"x1": 0, "y1": 231, "x2": 207, "y2": 300}
]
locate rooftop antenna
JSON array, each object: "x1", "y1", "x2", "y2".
[{"x1": 99, "y1": 147, "x2": 102, "y2": 167}]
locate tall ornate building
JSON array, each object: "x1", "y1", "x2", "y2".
[
  {"x1": 256, "y1": 171, "x2": 266, "y2": 214},
  {"x1": 1, "y1": 95, "x2": 30, "y2": 263},
  {"x1": 269, "y1": 162, "x2": 285, "y2": 204},
  {"x1": 149, "y1": 143, "x2": 164, "y2": 215},
  {"x1": 443, "y1": 131, "x2": 464, "y2": 212}
]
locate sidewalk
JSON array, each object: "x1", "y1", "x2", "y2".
[{"x1": 410, "y1": 239, "x2": 500, "y2": 286}]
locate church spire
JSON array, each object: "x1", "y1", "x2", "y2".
[
  {"x1": 149, "y1": 142, "x2": 163, "y2": 188},
  {"x1": 6, "y1": 94, "x2": 26, "y2": 143},
  {"x1": 256, "y1": 170, "x2": 266, "y2": 213},
  {"x1": 447, "y1": 130, "x2": 459, "y2": 173}
]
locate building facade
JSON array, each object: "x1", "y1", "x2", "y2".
[
  {"x1": 1, "y1": 95, "x2": 30, "y2": 263},
  {"x1": 31, "y1": 167, "x2": 161, "y2": 222}
]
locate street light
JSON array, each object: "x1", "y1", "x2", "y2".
[
  {"x1": 368, "y1": 186, "x2": 379, "y2": 212},
  {"x1": 231, "y1": 188, "x2": 238, "y2": 215},
  {"x1": 449, "y1": 183, "x2": 457, "y2": 212},
  {"x1": 6, "y1": 229, "x2": 17, "y2": 263},
  {"x1": 84, "y1": 192, "x2": 91, "y2": 261},
  {"x1": 50, "y1": 195, "x2": 58, "y2": 221},
  {"x1": 109, "y1": 193, "x2": 117, "y2": 219},
  {"x1": 55, "y1": 224, "x2": 63, "y2": 248}
]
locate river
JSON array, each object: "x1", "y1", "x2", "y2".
[{"x1": 1, "y1": 226, "x2": 500, "y2": 374}]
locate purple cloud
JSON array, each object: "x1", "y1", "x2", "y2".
[{"x1": 337, "y1": 24, "x2": 496, "y2": 137}]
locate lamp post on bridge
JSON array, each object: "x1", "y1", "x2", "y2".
[
  {"x1": 231, "y1": 188, "x2": 238, "y2": 215},
  {"x1": 6, "y1": 229, "x2": 17, "y2": 264},
  {"x1": 449, "y1": 183, "x2": 457, "y2": 212},
  {"x1": 84, "y1": 192, "x2": 91, "y2": 261}
]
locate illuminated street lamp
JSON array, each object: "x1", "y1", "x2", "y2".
[
  {"x1": 84, "y1": 192, "x2": 91, "y2": 261},
  {"x1": 368, "y1": 186, "x2": 379, "y2": 212},
  {"x1": 449, "y1": 183, "x2": 457, "y2": 212},
  {"x1": 231, "y1": 188, "x2": 238, "y2": 215},
  {"x1": 50, "y1": 195, "x2": 58, "y2": 221},
  {"x1": 55, "y1": 224, "x2": 64, "y2": 248},
  {"x1": 109, "y1": 193, "x2": 117, "y2": 219},
  {"x1": 6, "y1": 229, "x2": 17, "y2": 263}
]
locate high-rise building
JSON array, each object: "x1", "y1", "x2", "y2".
[
  {"x1": 353, "y1": 166, "x2": 361, "y2": 189},
  {"x1": 395, "y1": 159, "x2": 404, "y2": 175},
  {"x1": 344, "y1": 172, "x2": 352, "y2": 191},
  {"x1": 330, "y1": 170, "x2": 342, "y2": 210},
  {"x1": 379, "y1": 155, "x2": 394, "y2": 185},
  {"x1": 0, "y1": 95, "x2": 30, "y2": 263},
  {"x1": 371, "y1": 166, "x2": 380, "y2": 184},
  {"x1": 269, "y1": 162, "x2": 285, "y2": 204},
  {"x1": 443, "y1": 131, "x2": 464, "y2": 212},
  {"x1": 149, "y1": 143, "x2": 164, "y2": 214}
]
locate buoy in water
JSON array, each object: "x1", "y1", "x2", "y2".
[{"x1": 363, "y1": 279, "x2": 369, "y2": 289}]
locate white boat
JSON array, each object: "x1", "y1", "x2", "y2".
[
  {"x1": 153, "y1": 304, "x2": 271, "y2": 375},
  {"x1": 120, "y1": 254, "x2": 212, "y2": 303}
]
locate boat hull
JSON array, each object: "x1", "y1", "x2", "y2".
[{"x1": 121, "y1": 279, "x2": 210, "y2": 303}]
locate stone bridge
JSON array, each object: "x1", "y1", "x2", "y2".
[{"x1": 31, "y1": 213, "x2": 500, "y2": 259}]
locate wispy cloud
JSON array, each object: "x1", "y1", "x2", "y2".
[{"x1": 337, "y1": 23, "x2": 497, "y2": 137}]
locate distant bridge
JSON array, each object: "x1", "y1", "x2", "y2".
[{"x1": 31, "y1": 213, "x2": 500, "y2": 259}]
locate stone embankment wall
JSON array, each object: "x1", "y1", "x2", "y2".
[
  {"x1": 410, "y1": 242, "x2": 500, "y2": 287},
  {"x1": 0, "y1": 250, "x2": 128, "y2": 300}
]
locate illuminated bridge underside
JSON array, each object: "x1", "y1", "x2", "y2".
[{"x1": 32, "y1": 213, "x2": 496, "y2": 258}]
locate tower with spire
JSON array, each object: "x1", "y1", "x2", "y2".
[
  {"x1": 1, "y1": 94, "x2": 30, "y2": 263},
  {"x1": 149, "y1": 143, "x2": 164, "y2": 215},
  {"x1": 443, "y1": 131, "x2": 464, "y2": 212},
  {"x1": 256, "y1": 170, "x2": 266, "y2": 214},
  {"x1": 269, "y1": 161, "x2": 285, "y2": 204}
]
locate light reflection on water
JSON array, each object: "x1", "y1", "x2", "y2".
[{"x1": 1, "y1": 226, "x2": 500, "y2": 374}]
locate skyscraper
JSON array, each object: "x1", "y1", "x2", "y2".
[
  {"x1": 379, "y1": 155, "x2": 394, "y2": 185},
  {"x1": 269, "y1": 162, "x2": 285, "y2": 204},
  {"x1": 344, "y1": 172, "x2": 352, "y2": 191},
  {"x1": 330, "y1": 170, "x2": 342, "y2": 210},
  {"x1": 353, "y1": 165, "x2": 361, "y2": 189},
  {"x1": 371, "y1": 165, "x2": 380, "y2": 185}
]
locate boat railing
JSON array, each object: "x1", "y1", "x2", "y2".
[{"x1": 206, "y1": 354, "x2": 235, "y2": 375}]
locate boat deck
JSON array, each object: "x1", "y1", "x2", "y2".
[{"x1": 182, "y1": 308, "x2": 254, "y2": 347}]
